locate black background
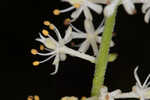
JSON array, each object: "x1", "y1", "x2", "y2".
[{"x1": 1, "y1": 0, "x2": 150, "y2": 100}]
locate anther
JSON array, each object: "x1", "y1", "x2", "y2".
[
  {"x1": 31, "y1": 49, "x2": 38, "y2": 55},
  {"x1": 53, "y1": 9, "x2": 60, "y2": 15},
  {"x1": 40, "y1": 45, "x2": 44, "y2": 51},
  {"x1": 34, "y1": 95, "x2": 40, "y2": 100},
  {"x1": 43, "y1": 21, "x2": 51, "y2": 26},
  {"x1": 42, "y1": 29, "x2": 49, "y2": 36},
  {"x1": 27, "y1": 96, "x2": 33, "y2": 100},
  {"x1": 81, "y1": 96, "x2": 86, "y2": 100},
  {"x1": 64, "y1": 18, "x2": 71, "y2": 26},
  {"x1": 33, "y1": 61, "x2": 40, "y2": 66},
  {"x1": 49, "y1": 24, "x2": 55, "y2": 30},
  {"x1": 73, "y1": 3, "x2": 80, "y2": 8}
]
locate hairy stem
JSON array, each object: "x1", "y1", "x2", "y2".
[{"x1": 91, "y1": 10, "x2": 117, "y2": 97}]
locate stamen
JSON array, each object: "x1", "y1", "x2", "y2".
[
  {"x1": 34, "y1": 95, "x2": 40, "y2": 100},
  {"x1": 50, "y1": 24, "x2": 62, "y2": 41},
  {"x1": 40, "y1": 54, "x2": 56, "y2": 63},
  {"x1": 40, "y1": 45, "x2": 44, "y2": 51},
  {"x1": 73, "y1": 3, "x2": 80, "y2": 8},
  {"x1": 53, "y1": 6, "x2": 75, "y2": 15},
  {"x1": 42, "y1": 29, "x2": 49, "y2": 36},
  {"x1": 31, "y1": 49, "x2": 38, "y2": 55},
  {"x1": 37, "y1": 51, "x2": 56, "y2": 56},
  {"x1": 43, "y1": 21, "x2": 51, "y2": 26},
  {"x1": 33, "y1": 61, "x2": 40, "y2": 66}
]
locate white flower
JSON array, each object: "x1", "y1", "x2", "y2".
[
  {"x1": 132, "y1": 67, "x2": 150, "y2": 100},
  {"x1": 53, "y1": 0, "x2": 103, "y2": 21},
  {"x1": 31, "y1": 21, "x2": 95, "y2": 75},
  {"x1": 70, "y1": 19, "x2": 114, "y2": 56},
  {"x1": 104, "y1": 0, "x2": 136, "y2": 17},
  {"x1": 142, "y1": 0, "x2": 150, "y2": 23}
]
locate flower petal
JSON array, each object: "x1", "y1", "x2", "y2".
[
  {"x1": 144, "y1": 9, "x2": 150, "y2": 23},
  {"x1": 72, "y1": 32, "x2": 87, "y2": 39},
  {"x1": 79, "y1": 40, "x2": 90, "y2": 53},
  {"x1": 71, "y1": 7, "x2": 83, "y2": 20},
  {"x1": 84, "y1": 19, "x2": 95, "y2": 33},
  {"x1": 64, "y1": 26, "x2": 73, "y2": 44},
  {"x1": 86, "y1": 1, "x2": 103, "y2": 14},
  {"x1": 83, "y1": 7, "x2": 93, "y2": 20},
  {"x1": 122, "y1": 0, "x2": 136, "y2": 15}
]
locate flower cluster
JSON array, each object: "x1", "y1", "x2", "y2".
[{"x1": 53, "y1": 0, "x2": 150, "y2": 23}]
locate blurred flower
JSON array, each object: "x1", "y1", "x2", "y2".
[{"x1": 53, "y1": 0, "x2": 103, "y2": 21}]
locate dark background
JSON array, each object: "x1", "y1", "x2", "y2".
[{"x1": 1, "y1": 0, "x2": 150, "y2": 100}]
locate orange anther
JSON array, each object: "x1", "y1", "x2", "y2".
[
  {"x1": 43, "y1": 21, "x2": 51, "y2": 26},
  {"x1": 27, "y1": 96, "x2": 33, "y2": 100},
  {"x1": 81, "y1": 96, "x2": 86, "y2": 100},
  {"x1": 53, "y1": 9, "x2": 60, "y2": 15},
  {"x1": 31, "y1": 49, "x2": 38, "y2": 55},
  {"x1": 33, "y1": 61, "x2": 40, "y2": 66},
  {"x1": 34, "y1": 95, "x2": 40, "y2": 100},
  {"x1": 42, "y1": 29, "x2": 49, "y2": 36},
  {"x1": 64, "y1": 18, "x2": 71, "y2": 25},
  {"x1": 40, "y1": 45, "x2": 44, "y2": 51},
  {"x1": 49, "y1": 24, "x2": 55, "y2": 30},
  {"x1": 73, "y1": 3, "x2": 80, "y2": 8}
]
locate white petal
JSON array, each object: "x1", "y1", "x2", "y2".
[
  {"x1": 142, "y1": 1, "x2": 150, "y2": 13},
  {"x1": 144, "y1": 9, "x2": 150, "y2": 23},
  {"x1": 83, "y1": 7, "x2": 93, "y2": 20},
  {"x1": 122, "y1": 0, "x2": 136, "y2": 15},
  {"x1": 84, "y1": 19, "x2": 95, "y2": 33},
  {"x1": 79, "y1": 40, "x2": 90, "y2": 53},
  {"x1": 85, "y1": 1, "x2": 103, "y2": 14},
  {"x1": 95, "y1": 26, "x2": 104, "y2": 35},
  {"x1": 90, "y1": 39, "x2": 98, "y2": 56},
  {"x1": 51, "y1": 53, "x2": 60, "y2": 75},
  {"x1": 72, "y1": 32, "x2": 87, "y2": 39},
  {"x1": 60, "y1": 54, "x2": 67, "y2": 61},
  {"x1": 87, "y1": 0, "x2": 106, "y2": 4},
  {"x1": 96, "y1": 36, "x2": 102, "y2": 44},
  {"x1": 64, "y1": 26, "x2": 73, "y2": 44},
  {"x1": 71, "y1": 7, "x2": 83, "y2": 20}
]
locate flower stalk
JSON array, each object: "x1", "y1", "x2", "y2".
[{"x1": 91, "y1": 7, "x2": 118, "y2": 97}]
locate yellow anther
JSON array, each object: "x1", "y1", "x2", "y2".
[
  {"x1": 73, "y1": 3, "x2": 80, "y2": 8},
  {"x1": 34, "y1": 95, "x2": 40, "y2": 100},
  {"x1": 27, "y1": 96, "x2": 33, "y2": 100},
  {"x1": 31, "y1": 49, "x2": 38, "y2": 55},
  {"x1": 61, "y1": 97, "x2": 68, "y2": 100},
  {"x1": 81, "y1": 96, "x2": 86, "y2": 100},
  {"x1": 40, "y1": 45, "x2": 44, "y2": 51},
  {"x1": 49, "y1": 24, "x2": 55, "y2": 30},
  {"x1": 33, "y1": 61, "x2": 40, "y2": 66},
  {"x1": 43, "y1": 21, "x2": 51, "y2": 26},
  {"x1": 42, "y1": 29, "x2": 49, "y2": 36},
  {"x1": 53, "y1": 9, "x2": 60, "y2": 15},
  {"x1": 64, "y1": 18, "x2": 71, "y2": 26}
]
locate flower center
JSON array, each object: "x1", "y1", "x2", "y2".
[{"x1": 87, "y1": 33, "x2": 96, "y2": 41}]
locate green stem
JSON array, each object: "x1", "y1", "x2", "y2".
[{"x1": 91, "y1": 10, "x2": 117, "y2": 97}]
